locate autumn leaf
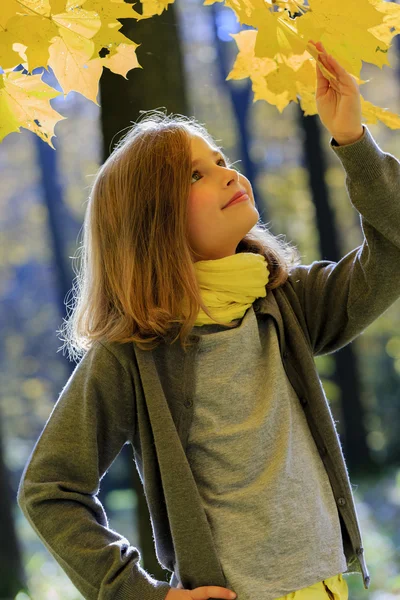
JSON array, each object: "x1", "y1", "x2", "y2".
[
  {"x1": 225, "y1": 0, "x2": 400, "y2": 129},
  {"x1": 0, "y1": 70, "x2": 66, "y2": 149},
  {"x1": 0, "y1": 0, "x2": 153, "y2": 145},
  {"x1": 1, "y1": 0, "x2": 400, "y2": 147},
  {"x1": 0, "y1": 0, "x2": 32, "y2": 70}
]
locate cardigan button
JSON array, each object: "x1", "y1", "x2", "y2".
[
  {"x1": 184, "y1": 398, "x2": 193, "y2": 408},
  {"x1": 337, "y1": 497, "x2": 346, "y2": 506}
]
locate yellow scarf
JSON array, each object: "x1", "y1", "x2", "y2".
[{"x1": 190, "y1": 252, "x2": 270, "y2": 326}]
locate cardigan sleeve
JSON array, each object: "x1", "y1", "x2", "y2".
[
  {"x1": 287, "y1": 125, "x2": 400, "y2": 357},
  {"x1": 16, "y1": 341, "x2": 171, "y2": 600}
]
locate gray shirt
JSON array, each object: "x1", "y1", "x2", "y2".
[
  {"x1": 185, "y1": 307, "x2": 348, "y2": 599},
  {"x1": 18, "y1": 124, "x2": 400, "y2": 599}
]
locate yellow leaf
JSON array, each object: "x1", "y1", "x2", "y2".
[
  {"x1": 368, "y1": 0, "x2": 400, "y2": 44},
  {"x1": 360, "y1": 95, "x2": 400, "y2": 130},
  {"x1": 223, "y1": 0, "x2": 400, "y2": 127},
  {"x1": 0, "y1": 71, "x2": 65, "y2": 149},
  {"x1": 77, "y1": 0, "x2": 146, "y2": 24},
  {"x1": 89, "y1": 22, "x2": 137, "y2": 62},
  {"x1": 227, "y1": 29, "x2": 291, "y2": 113},
  {"x1": 5, "y1": 14, "x2": 60, "y2": 72},
  {"x1": 296, "y1": 1, "x2": 391, "y2": 75},
  {"x1": 0, "y1": 0, "x2": 152, "y2": 146},
  {"x1": 48, "y1": 28, "x2": 100, "y2": 103},
  {"x1": 100, "y1": 42, "x2": 142, "y2": 79},
  {"x1": 0, "y1": 0, "x2": 31, "y2": 27},
  {"x1": 51, "y1": 4, "x2": 102, "y2": 44},
  {"x1": 0, "y1": 30, "x2": 23, "y2": 70},
  {"x1": 0, "y1": 0, "x2": 32, "y2": 69},
  {"x1": 2, "y1": 0, "x2": 400, "y2": 147}
]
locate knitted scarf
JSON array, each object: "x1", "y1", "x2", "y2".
[{"x1": 190, "y1": 252, "x2": 270, "y2": 326}]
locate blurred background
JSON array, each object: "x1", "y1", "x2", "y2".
[{"x1": 1, "y1": 0, "x2": 400, "y2": 598}]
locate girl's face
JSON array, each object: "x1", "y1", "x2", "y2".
[{"x1": 187, "y1": 134, "x2": 259, "y2": 262}]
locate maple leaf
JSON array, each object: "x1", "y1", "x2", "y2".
[
  {"x1": 0, "y1": 0, "x2": 32, "y2": 69},
  {"x1": 224, "y1": 0, "x2": 400, "y2": 129},
  {"x1": 0, "y1": 0, "x2": 153, "y2": 145},
  {"x1": 1, "y1": 0, "x2": 400, "y2": 147},
  {"x1": 0, "y1": 70, "x2": 66, "y2": 149}
]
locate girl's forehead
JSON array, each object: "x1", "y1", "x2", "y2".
[{"x1": 190, "y1": 134, "x2": 218, "y2": 155}]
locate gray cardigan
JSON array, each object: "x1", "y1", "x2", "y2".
[{"x1": 17, "y1": 125, "x2": 400, "y2": 599}]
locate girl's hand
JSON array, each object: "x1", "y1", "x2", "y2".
[
  {"x1": 310, "y1": 40, "x2": 363, "y2": 145},
  {"x1": 165, "y1": 582, "x2": 236, "y2": 599}
]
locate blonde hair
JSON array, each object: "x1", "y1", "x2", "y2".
[{"x1": 57, "y1": 109, "x2": 302, "y2": 362}]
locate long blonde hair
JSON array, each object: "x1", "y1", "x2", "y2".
[{"x1": 57, "y1": 109, "x2": 302, "y2": 362}]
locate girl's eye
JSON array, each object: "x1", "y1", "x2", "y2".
[{"x1": 191, "y1": 158, "x2": 228, "y2": 182}]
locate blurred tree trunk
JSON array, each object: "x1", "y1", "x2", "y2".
[
  {"x1": 295, "y1": 107, "x2": 379, "y2": 477},
  {"x1": 99, "y1": 3, "x2": 189, "y2": 164},
  {"x1": 98, "y1": 1, "x2": 189, "y2": 583},
  {"x1": 34, "y1": 134, "x2": 76, "y2": 378},
  {"x1": 0, "y1": 411, "x2": 30, "y2": 599}
]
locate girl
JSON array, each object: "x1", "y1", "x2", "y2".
[{"x1": 17, "y1": 40, "x2": 399, "y2": 600}]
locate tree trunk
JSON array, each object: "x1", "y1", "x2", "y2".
[
  {"x1": 99, "y1": 3, "x2": 189, "y2": 165},
  {"x1": 0, "y1": 410, "x2": 30, "y2": 598}
]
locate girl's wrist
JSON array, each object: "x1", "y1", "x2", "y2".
[{"x1": 333, "y1": 126, "x2": 364, "y2": 146}]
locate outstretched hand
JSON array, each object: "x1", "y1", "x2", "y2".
[
  {"x1": 309, "y1": 40, "x2": 363, "y2": 146},
  {"x1": 165, "y1": 582, "x2": 236, "y2": 599}
]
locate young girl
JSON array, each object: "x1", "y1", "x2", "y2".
[{"x1": 17, "y1": 40, "x2": 399, "y2": 600}]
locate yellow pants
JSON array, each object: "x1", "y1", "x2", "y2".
[{"x1": 275, "y1": 573, "x2": 348, "y2": 600}]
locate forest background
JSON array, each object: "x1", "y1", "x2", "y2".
[{"x1": 1, "y1": 0, "x2": 400, "y2": 598}]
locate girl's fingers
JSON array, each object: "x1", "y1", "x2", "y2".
[
  {"x1": 311, "y1": 40, "x2": 346, "y2": 91},
  {"x1": 318, "y1": 44, "x2": 345, "y2": 77},
  {"x1": 315, "y1": 54, "x2": 341, "y2": 93},
  {"x1": 316, "y1": 42, "x2": 336, "y2": 69},
  {"x1": 326, "y1": 54, "x2": 341, "y2": 72}
]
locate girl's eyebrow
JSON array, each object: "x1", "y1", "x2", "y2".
[{"x1": 191, "y1": 150, "x2": 221, "y2": 168}]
